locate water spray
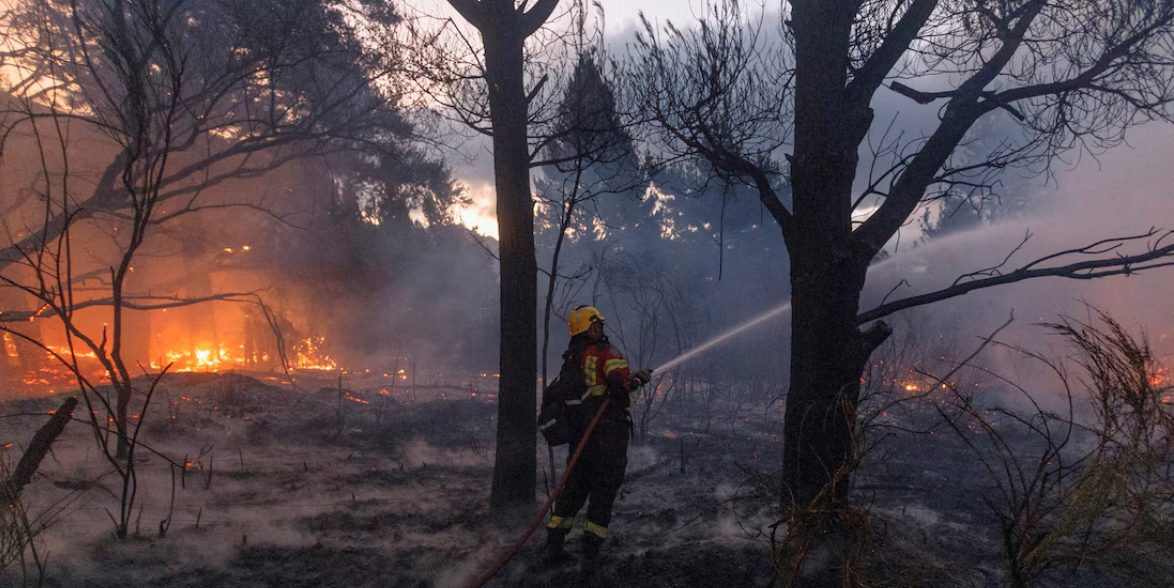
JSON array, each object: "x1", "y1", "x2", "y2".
[
  {"x1": 650, "y1": 225, "x2": 1026, "y2": 375},
  {"x1": 653, "y1": 300, "x2": 793, "y2": 373}
]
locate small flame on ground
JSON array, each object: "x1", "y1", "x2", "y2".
[{"x1": 293, "y1": 337, "x2": 338, "y2": 371}]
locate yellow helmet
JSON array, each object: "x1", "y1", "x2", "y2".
[{"x1": 568, "y1": 306, "x2": 605, "y2": 336}]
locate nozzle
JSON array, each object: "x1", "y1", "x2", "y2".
[{"x1": 632, "y1": 368, "x2": 653, "y2": 388}]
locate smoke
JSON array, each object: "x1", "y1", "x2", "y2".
[
  {"x1": 858, "y1": 122, "x2": 1174, "y2": 409},
  {"x1": 401, "y1": 438, "x2": 489, "y2": 469}
]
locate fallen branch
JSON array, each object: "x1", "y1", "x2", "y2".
[{"x1": 2, "y1": 396, "x2": 78, "y2": 501}]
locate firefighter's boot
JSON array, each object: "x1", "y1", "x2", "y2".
[
  {"x1": 578, "y1": 533, "x2": 603, "y2": 579},
  {"x1": 541, "y1": 527, "x2": 573, "y2": 566}
]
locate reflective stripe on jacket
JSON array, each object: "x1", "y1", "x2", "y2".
[{"x1": 580, "y1": 341, "x2": 637, "y2": 405}]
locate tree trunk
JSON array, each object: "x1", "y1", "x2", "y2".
[
  {"x1": 778, "y1": 3, "x2": 889, "y2": 584},
  {"x1": 783, "y1": 258, "x2": 872, "y2": 502},
  {"x1": 115, "y1": 384, "x2": 130, "y2": 459},
  {"x1": 484, "y1": 30, "x2": 539, "y2": 512},
  {"x1": 785, "y1": 0, "x2": 857, "y2": 507}
]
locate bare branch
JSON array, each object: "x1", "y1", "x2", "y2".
[
  {"x1": 0, "y1": 291, "x2": 264, "y2": 323},
  {"x1": 858, "y1": 230, "x2": 1174, "y2": 324}
]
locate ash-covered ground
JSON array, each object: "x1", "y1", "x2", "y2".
[{"x1": 0, "y1": 373, "x2": 1170, "y2": 587}]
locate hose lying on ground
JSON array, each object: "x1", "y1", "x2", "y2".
[{"x1": 465, "y1": 398, "x2": 612, "y2": 588}]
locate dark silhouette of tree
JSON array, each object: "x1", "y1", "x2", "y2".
[
  {"x1": 631, "y1": 1, "x2": 1174, "y2": 583},
  {"x1": 438, "y1": 0, "x2": 563, "y2": 511}
]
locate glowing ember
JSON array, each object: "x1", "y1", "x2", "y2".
[
  {"x1": 1148, "y1": 365, "x2": 1168, "y2": 388},
  {"x1": 2, "y1": 332, "x2": 18, "y2": 358}
]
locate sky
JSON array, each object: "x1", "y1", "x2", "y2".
[
  {"x1": 415, "y1": 1, "x2": 691, "y2": 238},
  {"x1": 406, "y1": 1, "x2": 701, "y2": 239},
  {"x1": 411, "y1": 1, "x2": 1174, "y2": 249},
  {"x1": 410, "y1": 0, "x2": 686, "y2": 31}
]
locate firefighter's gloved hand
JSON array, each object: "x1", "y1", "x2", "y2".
[{"x1": 630, "y1": 369, "x2": 652, "y2": 388}]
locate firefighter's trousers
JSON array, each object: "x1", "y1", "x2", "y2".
[{"x1": 548, "y1": 416, "x2": 629, "y2": 540}]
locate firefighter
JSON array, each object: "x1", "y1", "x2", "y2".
[{"x1": 543, "y1": 305, "x2": 651, "y2": 572}]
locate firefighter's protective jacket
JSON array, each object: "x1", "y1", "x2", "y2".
[{"x1": 578, "y1": 337, "x2": 637, "y2": 412}]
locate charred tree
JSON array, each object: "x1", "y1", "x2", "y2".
[
  {"x1": 632, "y1": 1, "x2": 1174, "y2": 583},
  {"x1": 444, "y1": 0, "x2": 562, "y2": 511}
]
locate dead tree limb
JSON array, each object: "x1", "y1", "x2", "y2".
[
  {"x1": 2, "y1": 396, "x2": 78, "y2": 501},
  {"x1": 858, "y1": 230, "x2": 1174, "y2": 324},
  {"x1": 0, "y1": 291, "x2": 265, "y2": 323}
]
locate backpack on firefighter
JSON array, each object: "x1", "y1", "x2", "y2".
[{"x1": 537, "y1": 350, "x2": 586, "y2": 447}]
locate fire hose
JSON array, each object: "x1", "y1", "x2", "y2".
[{"x1": 465, "y1": 398, "x2": 612, "y2": 588}]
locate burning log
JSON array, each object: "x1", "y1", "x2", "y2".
[{"x1": 2, "y1": 396, "x2": 78, "y2": 501}]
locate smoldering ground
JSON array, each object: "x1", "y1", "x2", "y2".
[
  {"x1": 2, "y1": 0, "x2": 1173, "y2": 585},
  {"x1": 1, "y1": 372, "x2": 783, "y2": 588},
  {"x1": 6, "y1": 348, "x2": 1165, "y2": 588},
  {"x1": 7, "y1": 187, "x2": 1174, "y2": 586}
]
